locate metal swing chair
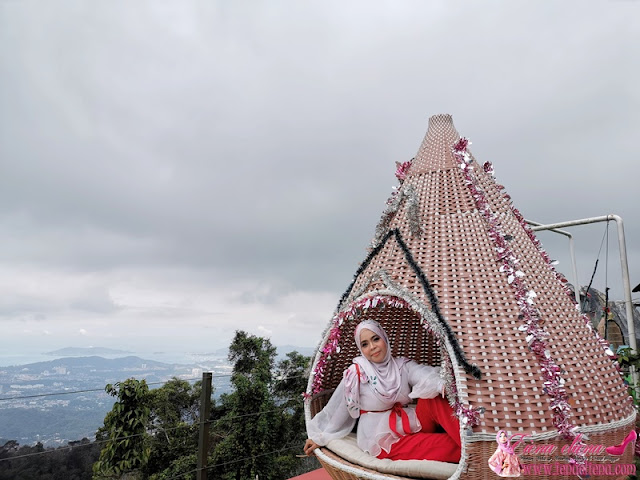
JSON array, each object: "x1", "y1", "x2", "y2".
[{"x1": 304, "y1": 114, "x2": 636, "y2": 480}]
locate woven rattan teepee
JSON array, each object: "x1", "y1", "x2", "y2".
[{"x1": 305, "y1": 114, "x2": 636, "y2": 480}]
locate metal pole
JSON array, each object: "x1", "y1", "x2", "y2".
[
  {"x1": 526, "y1": 220, "x2": 580, "y2": 306},
  {"x1": 197, "y1": 372, "x2": 212, "y2": 480},
  {"x1": 611, "y1": 215, "x2": 637, "y2": 353}
]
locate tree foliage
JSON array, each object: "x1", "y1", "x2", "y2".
[
  {"x1": 93, "y1": 379, "x2": 150, "y2": 479},
  {"x1": 208, "y1": 331, "x2": 312, "y2": 480},
  {"x1": 614, "y1": 347, "x2": 640, "y2": 479},
  {"x1": 0, "y1": 439, "x2": 100, "y2": 480},
  {"x1": 143, "y1": 378, "x2": 202, "y2": 480},
  {"x1": 272, "y1": 350, "x2": 315, "y2": 478},
  {"x1": 210, "y1": 331, "x2": 282, "y2": 479}
]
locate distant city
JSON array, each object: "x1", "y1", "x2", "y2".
[{"x1": 0, "y1": 345, "x2": 314, "y2": 447}]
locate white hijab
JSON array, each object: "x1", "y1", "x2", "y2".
[{"x1": 344, "y1": 319, "x2": 409, "y2": 417}]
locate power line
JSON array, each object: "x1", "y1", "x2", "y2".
[
  {"x1": 0, "y1": 371, "x2": 304, "y2": 402},
  {"x1": 1, "y1": 435, "x2": 112, "y2": 462},
  {"x1": 0, "y1": 400, "x2": 304, "y2": 462},
  {"x1": 0, "y1": 440, "x2": 100, "y2": 461},
  {"x1": 1, "y1": 429, "x2": 151, "y2": 462},
  {"x1": 0, "y1": 374, "x2": 234, "y2": 402},
  {"x1": 2, "y1": 437, "x2": 308, "y2": 480},
  {"x1": 0, "y1": 420, "x2": 200, "y2": 462},
  {"x1": 162, "y1": 442, "x2": 302, "y2": 480},
  {"x1": 206, "y1": 442, "x2": 301, "y2": 471},
  {"x1": 0, "y1": 370, "x2": 308, "y2": 467},
  {"x1": 204, "y1": 403, "x2": 303, "y2": 427},
  {"x1": 0, "y1": 386, "x2": 118, "y2": 401}
]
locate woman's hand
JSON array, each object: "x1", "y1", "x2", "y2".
[{"x1": 304, "y1": 438, "x2": 320, "y2": 456}]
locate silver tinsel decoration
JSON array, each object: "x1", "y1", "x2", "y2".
[
  {"x1": 404, "y1": 184, "x2": 424, "y2": 238},
  {"x1": 370, "y1": 186, "x2": 404, "y2": 248}
]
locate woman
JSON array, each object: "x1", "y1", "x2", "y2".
[
  {"x1": 487, "y1": 430, "x2": 522, "y2": 477},
  {"x1": 304, "y1": 319, "x2": 461, "y2": 463}
]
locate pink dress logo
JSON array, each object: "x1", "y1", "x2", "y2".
[{"x1": 488, "y1": 430, "x2": 523, "y2": 477}]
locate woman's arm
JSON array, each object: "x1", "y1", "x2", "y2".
[
  {"x1": 405, "y1": 360, "x2": 445, "y2": 399},
  {"x1": 303, "y1": 438, "x2": 320, "y2": 456},
  {"x1": 487, "y1": 449, "x2": 504, "y2": 474},
  {"x1": 306, "y1": 374, "x2": 357, "y2": 446}
]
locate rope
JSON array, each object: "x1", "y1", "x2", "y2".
[
  {"x1": 603, "y1": 220, "x2": 611, "y2": 339},
  {"x1": 582, "y1": 221, "x2": 611, "y2": 312}
]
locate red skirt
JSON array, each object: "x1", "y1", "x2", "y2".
[{"x1": 376, "y1": 396, "x2": 461, "y2": 463}]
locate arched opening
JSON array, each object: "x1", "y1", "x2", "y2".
[
  {"x1": 309, "y1": 295, "x2": 446, "y2": 404},
  {"x1": 306, "y1": 294, "x2": 461, "y2": 480}
]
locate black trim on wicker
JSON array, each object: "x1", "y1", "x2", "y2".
[
  {"x1": 393, "y1": 229, "x2": 482, "y2": 380},
  {"x1": 337, "y1": 228, "x2": 481, "y2": 380}
]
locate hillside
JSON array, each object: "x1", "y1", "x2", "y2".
[{"x1": 0, "y1": 355, "x2": 230, "y2": 446}]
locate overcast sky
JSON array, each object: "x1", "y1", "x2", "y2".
[{"x1": 1, "y1": 1, "x2": 638, "y2": 360}]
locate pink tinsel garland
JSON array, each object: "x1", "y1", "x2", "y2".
[{"x1": 453, "y1": 138, "x2": 577, "y2": 439}]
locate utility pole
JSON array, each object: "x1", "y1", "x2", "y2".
[{"x1": 197, "y1": 372, "x2": 212, "y2": 480}]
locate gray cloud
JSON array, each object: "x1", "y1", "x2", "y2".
[{"x1": 1, "y1": 1, "x2": 638, "y2": 352}]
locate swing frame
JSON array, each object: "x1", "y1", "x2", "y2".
[{"x1": 529, "y1": 214, "x2": 638, "y2": 391}]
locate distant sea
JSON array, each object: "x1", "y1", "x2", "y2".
[
  {"x1": 0, "y1": 351, "x2": 219, "y2": 368},
  {"x1": 0, "y1": 344, "x2": 314, "y2": 368},
  {"x1": 0, "y1": 353, "x2": 53, "y2": 368}
]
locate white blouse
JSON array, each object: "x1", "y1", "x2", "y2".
[{"x1": 307, "y1": 359, "x2": 444, "y2": 457}]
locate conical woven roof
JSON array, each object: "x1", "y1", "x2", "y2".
[{"x1": 309, "y1": 114, "x2": 635, "y2": 439}]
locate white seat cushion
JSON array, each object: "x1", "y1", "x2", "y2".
[{"x1": 325, "y1": 433, "x2": 458, "y2": 480}]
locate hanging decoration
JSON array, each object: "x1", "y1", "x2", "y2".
[
  {"x1": 370, "y1": 186, "x2": 404, "y2": 249},
  {"x1": 509, "y1": 207, "x2": 615, "y2": 357}
]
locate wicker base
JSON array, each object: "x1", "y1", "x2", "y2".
[
  {"x1": 316, "y1": 421, "x2": 636, "y2": 480},
  {"x1": 317, "y1": 447, "x2": 428, "y2": 480}
]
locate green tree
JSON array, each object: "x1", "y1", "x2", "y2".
[
  {"x1": 144, "y1": 378, "x2": 203, "y2": 480},
  {"x1": 0, "y1": 439, "x2": 100, "y2": 480},
  {"x1": 148, "y1": 454, "x2": 197, "y2": 480},
  {"x1": 93, "y1": 379, "x2": 150, "y2": 479},
  {"x1": 210, "y1": 331, "x2": 287, "y2": 480},
  {"x1": 273, "y1": 351, "x2": 314, "y2": 477},
  {"x1": 615, "y1": 347, "x2": 640, "y2": 479}
]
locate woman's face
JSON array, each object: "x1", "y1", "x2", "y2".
[
  {"x1": 499, "y1": 432, "x2": 507, "y2": 444},
  {"x1": 359, "y1": 328, "x2": 388, "y2": 363}
]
